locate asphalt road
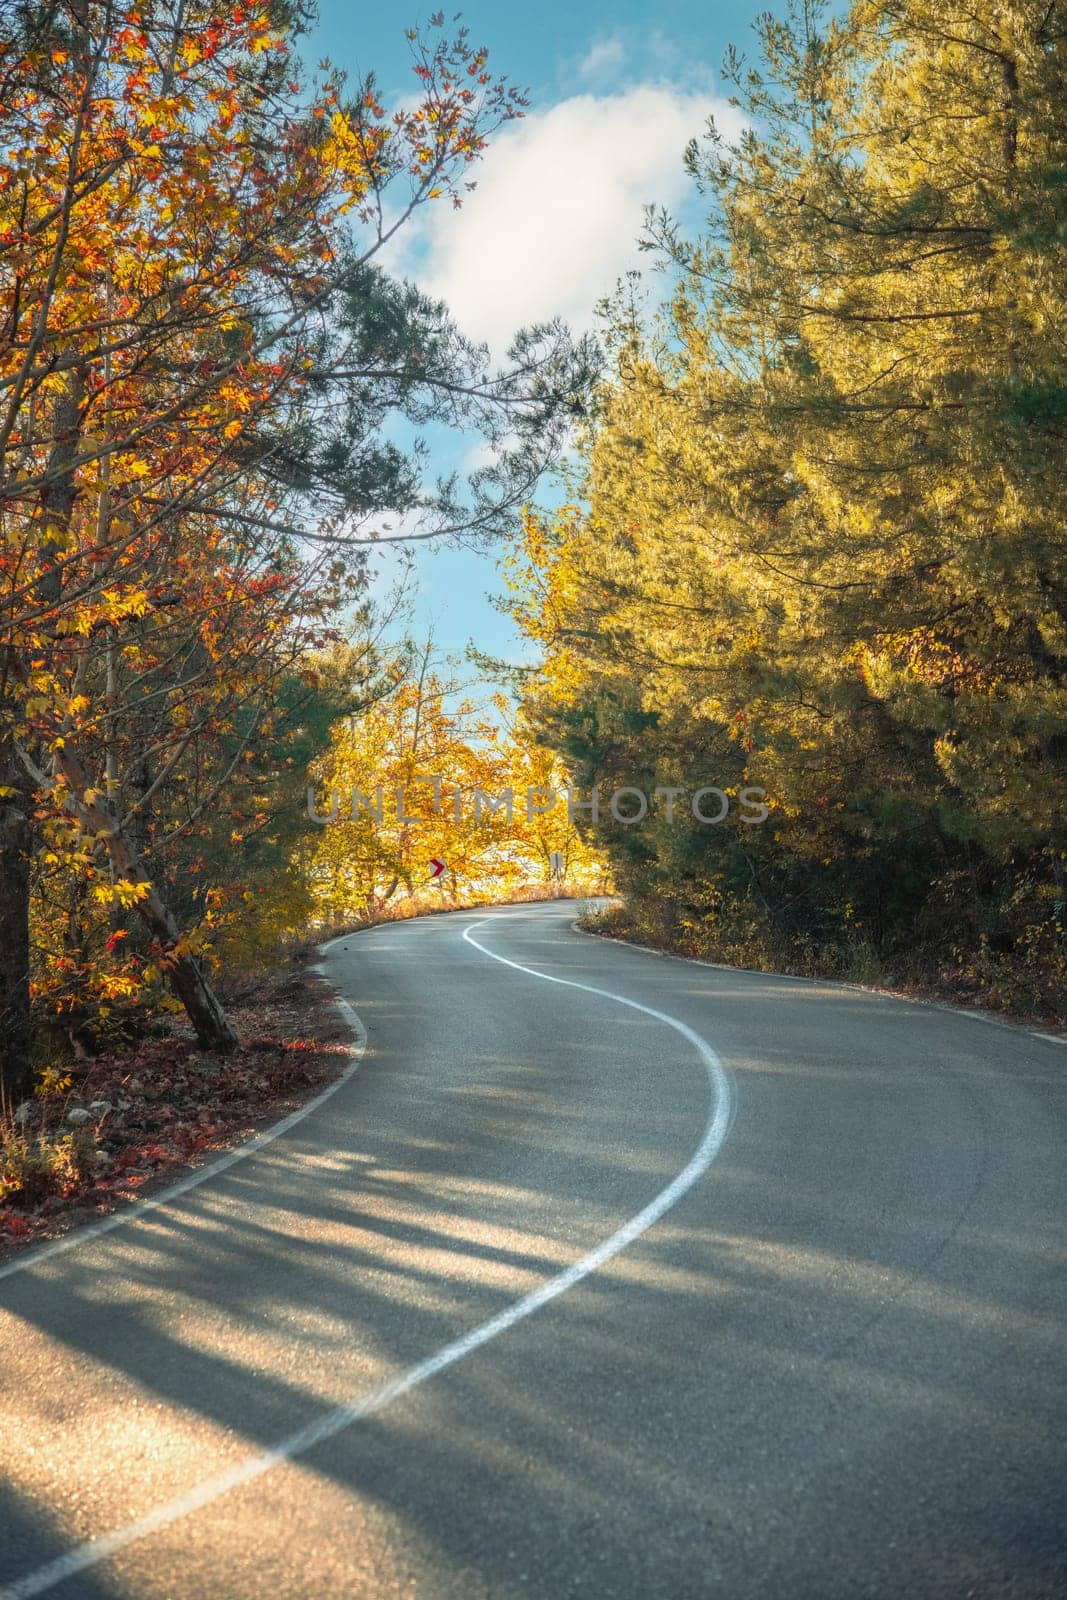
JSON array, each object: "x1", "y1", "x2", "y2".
[{"x1": 1, "y1": 900, "x2": 1065, "y2": 1599}]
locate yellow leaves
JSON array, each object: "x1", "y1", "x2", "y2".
[
  {"x1": 98, "y1": 972, "x2": 142, "y2": 1000},
  {"x1": 319, "y1": 109, "x2": 381, "y2": 209},
  {"x1": 100, "y1": 588, "x2": 151, "y2": 620},
  {"x1": 92, "y1": 878, "x2": 151, "y2": 910},
  {"x1": 41, "y1": 521, "x2": 74, "y2": 552},
  {"x1": 5, "y1": 6, "x2": 570, "y2": 1034},
  {"x1": 119, "y1": 33, "x2": 149, "y2": 63}
]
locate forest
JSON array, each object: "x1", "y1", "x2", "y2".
[
  {"x1": 510, "y1": 0, "x2": 1066, "y2": 1016},
  {"x1": 0, "y1": 0, "x2": 598, "y2": 1126},
  {"x1": 0, "y1": 0, "x2": 1064, "y2": 1211}
]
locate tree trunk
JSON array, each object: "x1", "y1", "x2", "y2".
[
  {"x1": 0, "y1": 378, "x2": 87, "y2": 1103},
  {"x1": 51, "y1": 746, "x2": 240, "y2": 1055},
  {"x1": 0, "y1": 730, "x2": 32, "y2": 1106}
]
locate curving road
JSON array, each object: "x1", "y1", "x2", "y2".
[{"x1": 1, "y1": 900, "x2": 1065, "y2": 1598}]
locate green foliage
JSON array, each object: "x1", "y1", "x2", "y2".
[{"x1": 513, "y1": 0, "x2": 1067, "y2": 1018}]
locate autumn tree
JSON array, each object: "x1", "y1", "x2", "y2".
[
  {"x1": 308, "y1": 639, "x2": 603, "y2": 918},
  {"x1": 0, "y1": 0, "x2": 593, "y2": 1099}
]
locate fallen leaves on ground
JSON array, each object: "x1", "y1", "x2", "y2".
[{"x1": 0, "y1": 961, "x2": 353, "y2": 1260}]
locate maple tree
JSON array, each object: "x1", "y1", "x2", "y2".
[{"x1": 0, "y1": 1, "x2": 591, "y2": 1100}]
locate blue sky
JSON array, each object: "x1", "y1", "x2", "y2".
[{"x1": 307, "y1": 2, "x2": 767, "y2": 670}]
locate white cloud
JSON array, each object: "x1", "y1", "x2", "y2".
[
  {"x1": 395, "y1": 83, "x2": 743, "y2": 357},
  {"x1": 579, "y1": 37, "x2": 626, "y2": 78}
]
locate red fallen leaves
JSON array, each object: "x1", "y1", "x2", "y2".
[{"x1": 0, "y1": 963, "x2": 352, "y2": 1257}]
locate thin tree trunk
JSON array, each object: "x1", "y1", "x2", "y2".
[
  {"x1": 0, "y1": 727, "x2": 32, "y2": 1105},
  {"x1": 50, "y1": 745, "x2": 239, "y2": 1054},
  {"x1": 1001, "y1": 52, "x2": 1018, "y2": 172}
]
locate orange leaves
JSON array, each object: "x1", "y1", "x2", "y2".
[
  {"x1": 114, "y1": 25, "x2": 150, "y2": 63},
  {"x1": 2, "y1": 2, "x2": 534, "y2": 1056}
]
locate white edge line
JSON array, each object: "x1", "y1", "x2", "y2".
[
  {"x1": 0, "y1": 913, "x2": 734, "y2": 1599},
  {"x1": 0, "y1": 946, "x2": 365, "y2": 1285},
  {"x1": 569, "y1": 919, "x2": 1067, "y2": 1049}
]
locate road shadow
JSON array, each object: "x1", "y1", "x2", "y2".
[{"x1": 0, "y1": 910, "x2": 1064, "y2": 1597}]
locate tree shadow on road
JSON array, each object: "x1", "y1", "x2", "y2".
[{"x1": 1, "y1": 953, "x2": 1065, "y2": 1597}]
